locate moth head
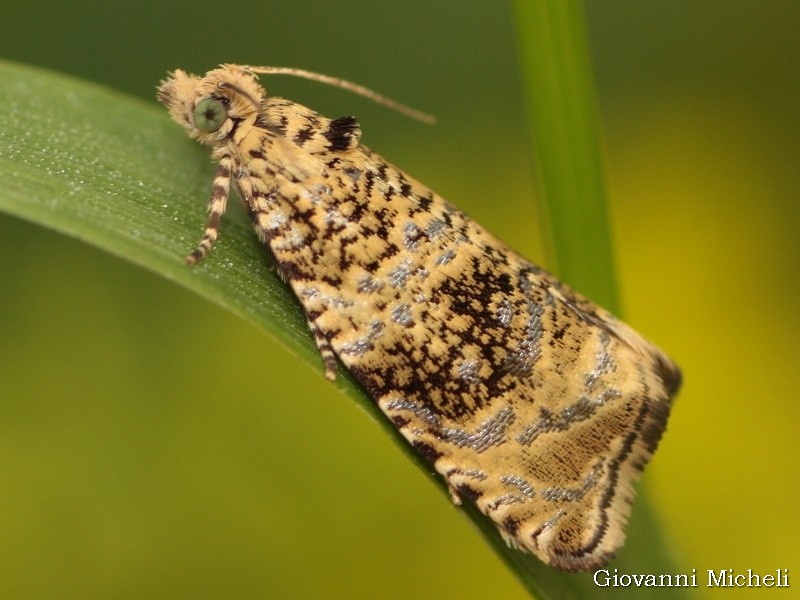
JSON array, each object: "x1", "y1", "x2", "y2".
[{"x1": 157, "y1": 66, "x2": 263, "y2": 146}]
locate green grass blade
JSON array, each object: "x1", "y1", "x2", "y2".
[
  {"x1": 514, "y1": 0, "x2": 617, "y2": 311},
  {"x1": 512, "y1": 1, "x2": 693, "y2": 598}
]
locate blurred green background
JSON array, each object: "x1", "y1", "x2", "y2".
[{"x1": 1, "y1": 1, "x2": 798, "y2": 598}]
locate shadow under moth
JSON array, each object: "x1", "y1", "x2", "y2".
[{"x1": 157, "y1": 64, "x2": 681, "y2": 571}]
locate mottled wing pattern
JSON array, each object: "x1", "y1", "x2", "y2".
[
  {"x1": 157, "y1": 66, "x2": 681, "y2": 571},
  {"x1": 238, "y1": 99, "x2": 679, "y2": 571}
]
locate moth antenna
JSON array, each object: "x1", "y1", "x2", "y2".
[{"x1": 236, "y1": 65, "x2": 436, "y2": 125}]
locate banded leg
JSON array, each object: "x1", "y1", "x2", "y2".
[
  {"x1": 308, "y1": 318, "x2": 338, "y2": 381},
  {"x1": 186, "y1": 160, "x2": 232, "y2": 265}
]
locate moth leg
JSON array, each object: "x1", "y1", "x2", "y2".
[
  {"x1": 307, "y1": 318, "x2": 338, "y2": 381},
  {"x1": 186, "y1": 161, "x2": 231, "y2": 265},
  {"x1": 448, "y1": 484, "x2": 463, "y2": 505}
]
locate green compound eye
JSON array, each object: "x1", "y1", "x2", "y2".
[{"x1": 194, "y1": 97, "x2": 227, "y2": 132}]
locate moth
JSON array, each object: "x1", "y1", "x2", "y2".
[{"x1": 157, "y1": 64, "x2": 681, "y2": 571}]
